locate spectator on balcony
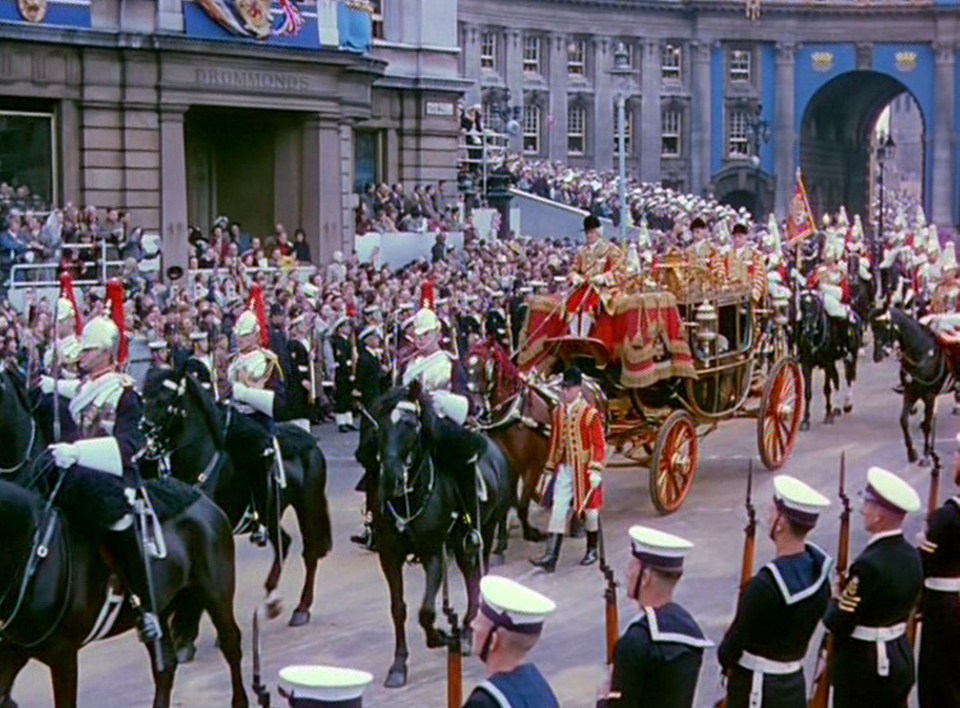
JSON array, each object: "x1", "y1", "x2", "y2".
[
  {"x1": 372, "y1": 206, "x2": 397, "y2": 234},
  {"x1": 293, "y1": 228, "x2": 312, "y2": 265},
  {"x1": 399, "y1": 206, "x2": 428, "y2": 233},
  {"x1": 275, "y1": 225, "x2": 294, "y2": 259},
  {"x1": 0, "y1": 213, "x2": 26, "y2": 287},
  {"x1": 240, "y1": 236, "x2": 261, "y2": 266},
  {"x1": 230, "y1": 221, "x2": 250, "y2": 254},
  {"x1": 355, "y1": 203, "x2": 374, "y2": 235}
]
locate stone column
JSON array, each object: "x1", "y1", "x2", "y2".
[
  {"x1": 60, "y1": 99, "x2": 81, "y2": 207},
  {"x1": 548, "y1": 32, "x2": 568, "y2": 162},
  {"x1": 690, "y1": 41, "x2": 712, "y2": 196},
  {"x1": 302, "y1": 114, "x2": 344, "y2": 265},
  {"x1": 640, "y1": 39, "x2": 661, "y2": 183},
  {"x1": 774, "y1": 42, "x2": 797, "y2": 217},
  {"x1": 504, "y1": 29, "x2": 524, "y2": 153},
  {"x1": 932, "y1": 41, "x2": 955, "y2": 225},
  {"x1": 462, "y1": 23, "x2": 482, "y2": 108},
  {"x1": 593, "y1": 37, "x2": 614, "y2": 172},
  {"x1": 159, "y1": 106, "x2": 188, "y2": 275}
]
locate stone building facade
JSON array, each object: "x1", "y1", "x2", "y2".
[
  {"x1": 0, "y1": 0, "x2": 465, "y2": 270},
  {"x1": 458, "y1": 0, "x2": 960, "y2": 226}
]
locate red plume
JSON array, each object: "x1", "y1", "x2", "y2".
[
  {"x1": 346, "y1": 302, "x2": 357, "y2": 319},
  {"x1": 249, "y1": 284, "x2": 270, "y2": 348},
  {"x1": 106, "y1": 279, "x2": 128, "y2": 366},
  {"x1": 59, "y1": 271, "x2": 82, "y2": 336},
  {"x1": 421, "y1": 280, "x2": 435, "y2": 310}
]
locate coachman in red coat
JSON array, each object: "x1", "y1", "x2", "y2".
[{"x1": 531, "y1": 366, "x2": 606, "y2": 572}]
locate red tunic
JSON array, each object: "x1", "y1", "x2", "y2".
[{"x1": 540, "y1": 397, "x2": 606, "y2": 513}]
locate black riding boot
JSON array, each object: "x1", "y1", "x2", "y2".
[
  {"x1": 459, "y1": 468, "x2": 483, "y2": 554},
  {"x1": 530, "y1": 533, "x2": 563, "y2": 573},
  {"x1": 111, "y1": 524, "x2": 163, "y2": 644},
  {"x1": 250, "y1": 448, "x2": 275, "y2": 547},
  {"x1": 580, "y1": 531, "x2": 599, "y2": 566}
]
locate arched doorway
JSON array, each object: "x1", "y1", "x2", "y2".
[{"x1": 799, "y1": 70, "x2": 926, "y2": 220}]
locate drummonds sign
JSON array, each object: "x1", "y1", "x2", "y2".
[{"x1": 195, "y1": 68, "x2": 309, "y2": 92}]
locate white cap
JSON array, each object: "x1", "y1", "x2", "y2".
[
  {"x1": 302, "y1": 282, "x2": 319, "y2": 299},
  {"x1": 56, "y1": 298, "x2": 76, "y2": 322},
  {"x1": 629, "y1": 525, "x2": 693, "y2": 571},
  {"x1": 412, "y1": 307, "x2": 441, "y2": 335},
  {"x1": 80, "y1": 316, "x2": 120, "y2": 354},
  {"x1": 773, "y1": 475, "x2": 830, "y2": 527},
  {"x1": 480, "y1": 575, "x2": 556, "y2": 634},
  {"x1": 864, "y1": 466, "x2": 921, "y2": 515},
  {"x1": 148, "y1": 340, "x2": 168, "y2": 351},
  {"x1": 189, "y1": 331, "x2": 208, "y2": 342},
  {"x1": 359, "y1": 326, "x2": 382, "y2": 342},
  {"x1": 278, "y1": 665, "x2": 372, "y2": 706},
  {"x1": 235, "y1": 310, "x2": 260, "y2": 338}
]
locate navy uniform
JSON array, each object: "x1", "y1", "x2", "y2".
[
  {"x1": 464, "y1": 575, "x2": 559, "y2": 708},
  {"x1": 718, "y1": 476, "x2": 833, "y2": 708},
  {"x1": 917, "y1": 441, "x2": 960, "y2": 708},
  {"x1": 823, "y1": 467, "x2": 923, "y2": 708},
  {"x1": 225, "y1": 306, "x2": 287, "y2": 546},
  {"x1": 330, "y1": 318, "x2": 356, "y2": 432},
  {"x1": 183, "y1": 330, "x2": 218, "y2": 398},
  {"x1": 599, "y1": 526, "x2": 710, "y2": 708},
  {"x1": 49, "y1": 315, "x2": 161, "y2": 645},
  {"x1": 286, "y1": 313, "x2": 314, "y2": 431},
  {"x1": 278, "y1": 664, "x2": 373, "y2": 707}
]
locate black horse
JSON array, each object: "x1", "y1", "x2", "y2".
[
  {"x1": 871, "y1": 306, "x2": 949, "y2": 464},
  {"x1": 367, "y1": 383, "x2": 510, "y2": 689},
  {"x1": 0, "y1": 478, "x2": 247, "y2": 708},
  {"x1": 795, "y1": 291, "x2": 864, "y2": 430},
  {"x1": 141, "y1": 368, "x2": 333, "y2": 641},
  {"x1": 846, "y1": 252, "x2": 877, "y2": 325}
]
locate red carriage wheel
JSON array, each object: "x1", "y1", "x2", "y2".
[
  {"x1": 757, "y1": 358, "x2": 804, "y2": 470},
  {"x1": 649, "y1": 411, "x2": 699, "y2": 515}
]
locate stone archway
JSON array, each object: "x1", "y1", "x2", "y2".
[{"x1": 799, "y1": 70, "x2": 926, "y2": 219}]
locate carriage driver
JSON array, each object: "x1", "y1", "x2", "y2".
[
  {"x1": 226, "y1": 296, "x2": 287, "y2": 547},
  {"x1": 48, "y1": 315, "x2": 161, "y2": 647},
  {"x1": 401, "y1": 304, "x2": 482, "y2": 548}
]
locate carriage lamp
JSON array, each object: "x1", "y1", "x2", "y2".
[
  {"x1": 772, "y1": 293, "x2": 789, "y2": 326},
  {"x1": 695, "y1": 302, "x2": 718, "y2": 343}
]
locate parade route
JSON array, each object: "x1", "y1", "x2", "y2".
[{"x1": 12, "y1": 355, "x2": 951, "y2": 707}]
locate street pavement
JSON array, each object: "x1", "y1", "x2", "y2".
[{"x1": 11, "y1": 354, "x2": 956, "y2": 707}]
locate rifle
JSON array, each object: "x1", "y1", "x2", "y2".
[
  {"x1": 252, "y1": 607, "x2": 271, "y2": 706},
  {"x1": 441, "y1": 545, "x2": 462, "y2": 708},
  {"x1": 717, "y1": 461, "x2": 757, "y2": 708},
  {"x1": 808, "y1": 453, "x2": 850, "y2": 708},
  {"x1": 597, "y1": 515, "x2": 619, "y2": 667}
]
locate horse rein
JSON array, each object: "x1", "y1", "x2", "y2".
[{"x1": 384, "y1": 402, "x2": 436, "y2": 533}]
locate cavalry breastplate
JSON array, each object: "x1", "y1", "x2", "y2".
[
  {"x1": 228, "y1": 348, "x2": 275, "y2": 389},
  {"x1": 70, "y1": 372, "x2": 131, "y2": 437},
  {"x1": 402, "y1": 350, "x2": 452, "y2": 391}
]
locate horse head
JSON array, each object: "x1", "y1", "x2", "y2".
[
  {"x1": 141, "y1": 368, "x2": 190, "y2": 449},
  {"x1": 869, "y1": 298, "x2": 895, "y2": 363},
  {"x1": 0, "y1": 365, "x2": 39, "y2": 479},
  {"x1": 797, "y1": 290, "x2": 827, "y2": 348},
  {"x1": 374, "y1": 381, "x2": 435, "y2": 507}
]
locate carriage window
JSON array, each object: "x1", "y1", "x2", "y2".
[{"x1": 0, "y1": 111, "x2": 55, "y2": 211}]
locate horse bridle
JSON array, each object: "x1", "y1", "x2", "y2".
[
  {"x1": 384, "y1": 401, "x2": 435, "y2": 533},
  {"x1": 0, "y1": 370, "x2": 39, "y2": 476}
]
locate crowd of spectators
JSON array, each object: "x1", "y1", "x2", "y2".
[{"x1": 353, "y1": 181, "x2": 466, "y2": 235}]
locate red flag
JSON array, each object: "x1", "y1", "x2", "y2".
[{"x1": 786, "y1": 168, "x2": 816, "y2": 246}]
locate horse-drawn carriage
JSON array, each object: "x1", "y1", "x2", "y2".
[{"x1": 513, "y1": 250, "x2": 803, "y2": 514}]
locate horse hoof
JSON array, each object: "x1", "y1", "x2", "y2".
[
  {"x1": 288, "y1": 609, "x2": 311, "y2": 627},
  {"x1": 426, "y1": 630, "x2": 448, "y2": 649},
  {"x1": 843, "y1": 405, "x2": 853, "y2": 414},
  {"x1": 175, "y1": 642, "x2": 197, "y2": 665},
  {"x1": 264, "y1": 591, "x2": 284, "y2": 620},
  {"x1": 919, "y1": 457, "x2": 930, "y2": 468},
  {"x1": 384, "y1": 667, "x2": 408, "y2": 689},
  {"x1": 800, "y1": 420, "x2": 810, "y2": 432},
  {"x1": 523, "y1": 527, "x2": 547, "y2": 542},
  {"x1": 953, "y1": 406, "x2": 960, "y2": 417},
  {"x1": 908, "y1": 450, "x2": 919, "y2": 464}
]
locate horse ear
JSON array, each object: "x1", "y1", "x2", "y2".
[{"x1": 408, "y1": 378, "x2": 423, "y2": 402}]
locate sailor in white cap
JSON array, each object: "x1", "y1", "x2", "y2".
[
  {"x1": 278, "y1": 664, "x2": 373, "y2": 707},
  {"x1": 463, "y1": 575, "x2": 559, "y2": 708},
  {"x1": 183, "y1": 328, "x2": 218, "y2": 399},
  {"x1": 823, "y1": 466, "x2": 922, "y2": 708},
  {"x1": 718, "y1": 476, "x2": 833, "y2": 708},
  {"x1": 286, "y1": 310, "x2": 315, "y2": 432},
  {"x1": 916, "y1": 434, "x2": 960, "y2": 707},
  {"x1": 598, "y1": 526, "x2": 710, "y2": 708},
  {"x1": 330, "y1": 315, "x2": 357, "y2": 433}
]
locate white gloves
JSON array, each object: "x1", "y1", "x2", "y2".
[
  {"x1": 232, "y1": 382, "x2": 250, "y2": 403},
  {"x1": 51, "y1": 443, "x2": 79, "y2": 469},
  {"x1": 589, "y1": 471, "x2": 602, "y2": 490},
  {"x1": 40, "y1": 375, "x2": 55, "y2": 394},
  {"x1": 591, "y1": 273, "x2": 609, "y2": 287}
]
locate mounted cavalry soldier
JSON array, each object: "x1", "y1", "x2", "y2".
[
  {"x1": 225, "y1": 285, "x2": 287, "y2": 547},
  {"x1": 531, "y1": 365, "x2": 605, "y2": 572},
  {"x1": 47, "y1": 282, "x2": 163, "y2": 650},
  {"x1": 37, "y1": 274, "x2": 84, "y2": 442},
  {"x1": 822, "y1": 467, "x2": 922, "y2": 708},
  {"x1": 808, "y1": 231, "x2": 856, "y2": 324},
  {"x1": 597, "y1": 526, "x2": 711, "y2": 708},
  {"x1": 920, "y1": 242, "x2": 960, "y2": 343},
  {"x1": 718, "y1": 475, "x2": 832, "y2": 708}
]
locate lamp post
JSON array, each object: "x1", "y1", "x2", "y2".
[
  {"x1": 874, "y1": 132, "x2": 896, "y2": 270},
  {"x1": 746, "y1": 103, "x2": 771, "y2": 220},
  {"x1": 609, "y1": 42, "x2": 632, "y2": 242}
]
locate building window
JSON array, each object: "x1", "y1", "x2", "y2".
[
  {"x1": 729, "y1": 49, "x2": 752, "y2": 83},
  {"x1": 370, "y1": 0, "x2": 384, "y2": 40},
  {"x1": 481, "y1": 32, "x2": 498, "y2": 71},
  {"x1": 728, "y1": 109, "x2": 751, "y2": 157},
  {"x1": 662, "y1": 110, "x2": 682, "y2": 158},
  {"x1": 523, "y1": 104, "x2": 541, "y2": 154},
  {"x1": 568, "y1": 105, "x2": 586, "y2": 155},
  {"x1": 482, "y1": 102, "x2": 494, "y2": 132},
  {"x1": 613, "y1": 105, "x2": 632, "y2": 156},
  {"x1": 523, "y1": 35, "x2": 541, "y2": 74},
  {"x1": 0, "y1": 111, "x2": 55, "y2": 211},
  {"x1": 567, "y1": 40, "x2": 586, "y2": 77},
  {"x1": 662, "y1": 43, "x2": 682, "y2": 82}
]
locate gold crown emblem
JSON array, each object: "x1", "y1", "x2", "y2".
[
  {"x1": 895, "y1": 51, "x2": 918, "y2": 73},
  {"x1": 811, "y1": 52, "x2": 834, "y2": 73}
]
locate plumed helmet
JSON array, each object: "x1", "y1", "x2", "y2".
[
  {"x1": 80, "y1": 316, "x2": 120, "y2": 356},
  {"x1": 235, "y1": 310, "x2": 261, "y2": 339},
  {"x1": 61, "y1": 338, "x2": 82, "y2": 365},
  {"x1": 56, "y1": 297, "x2": 76, "y2": 322},
  {"x1": 413, "y1": 307, "x2": 441, "y2": 335}
]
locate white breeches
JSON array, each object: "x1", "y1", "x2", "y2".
[
  {"x1": 922, "y1": 313, "x2": 960, "y2": 337},
  {"x1": 430, "y1": 391, "x2": 469, "y2": 425},
  {"x1": 568, "y1": 313, "x2": 594, "y2": 338},
  {"x1": 547, "y1": 464, "x2": 598, "y2": 534}
]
